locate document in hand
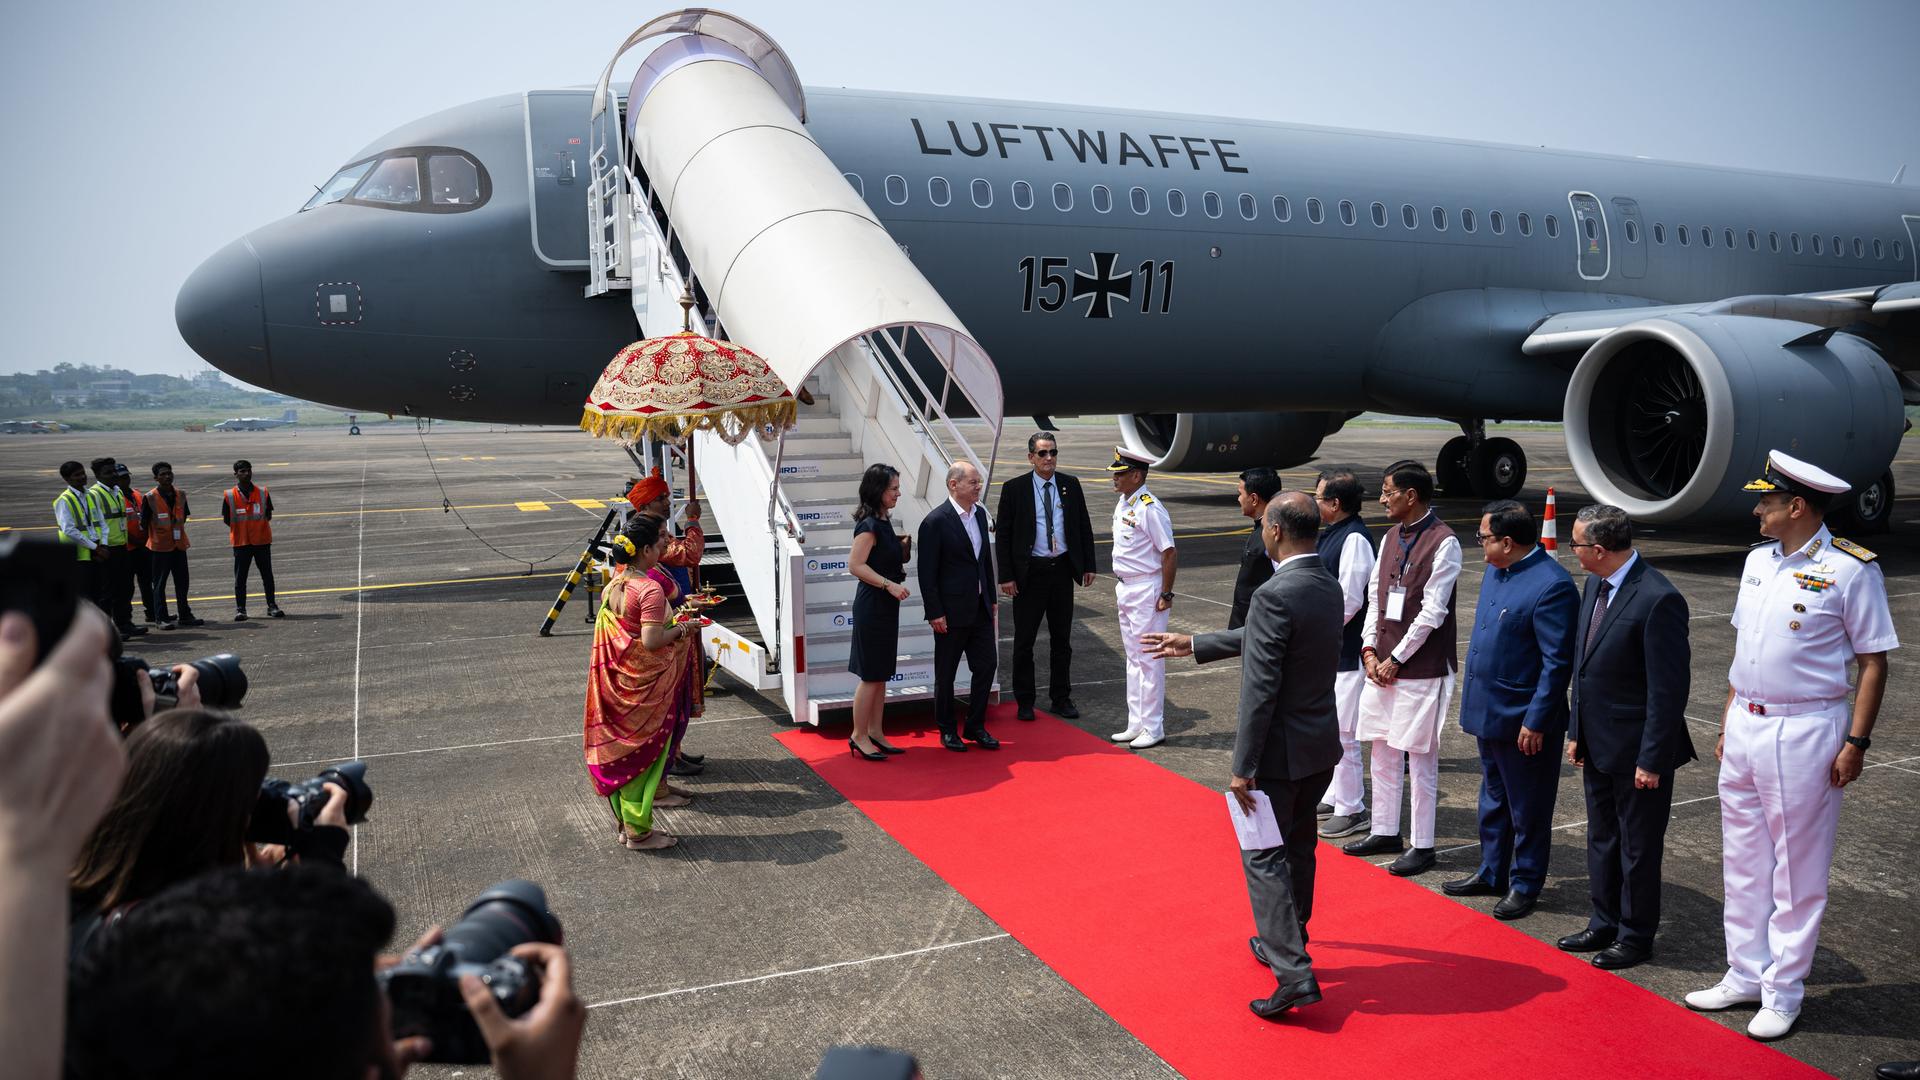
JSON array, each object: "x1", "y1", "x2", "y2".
[{"x1": 1226, "y1": 789, "x2": 1284, "y2": 850}]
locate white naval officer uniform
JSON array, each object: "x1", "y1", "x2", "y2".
[
  {"x1": 1720, "y1": 521, "x2": 1896, "y2": 1016},
  {"x1": 1111, "y1": 484, "x2": 1175, "y2": 743}
]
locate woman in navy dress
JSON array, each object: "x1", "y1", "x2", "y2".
[{"x1": 847, "y1": 464, "x2": 911, "y2": 760}]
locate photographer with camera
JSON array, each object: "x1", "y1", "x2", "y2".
[
  {"x1": 68, "y1": 709, "x2": 357, "y2": 958},
  {"x1": 66, "y1": 864, "x2": 586, "y2": 1080},
  {"x1": 0, "y1": 604, "x2": 125, "y2": 1080}
]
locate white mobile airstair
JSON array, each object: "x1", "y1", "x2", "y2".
[{"x1": 584, "y1": 10, "x2": 1005, "y2": 724}]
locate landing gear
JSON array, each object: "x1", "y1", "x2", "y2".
[
  {"x1": 1436, "y1": 421, "x2": 1527, "y2": 501},
  {"x1": 1831, "y1": 470, "x2": 1895, "y2": 535},
  {"x1": 1436, "y1": 436, "x2": 1473, "y2": 495}
]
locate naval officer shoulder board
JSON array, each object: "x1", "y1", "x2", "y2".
[{"x1": 1831, "y1": 537, "x2": 1876, "y2": 562}]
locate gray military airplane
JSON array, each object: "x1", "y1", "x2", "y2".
[
  {"x1": 212, "y1": 408, "x2": 299, "y2": 432},
  {"x1": 175, "y1": 51, "x2": 1920, "y2": 529}
]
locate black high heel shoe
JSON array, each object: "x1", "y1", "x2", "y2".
[
  {"x1": 872, "y1": 740, "x2": 906, "y2": 755},
  {"x1": 849, "y1": 739, "x2": 888, "y2": 761}
]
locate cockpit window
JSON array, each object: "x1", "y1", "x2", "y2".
[
  {"x1": 303, "y1": 161, "x2": 375, "y2": 210},
  {"x1": 354, "y1": 158, "x2": 421, "y2": 205},
  {"x1": 303, "y1": 147, "x2": 489, "y2": 214},
  {"x1": 429, "y1": 155, "x2": 481, "y2": 206}
]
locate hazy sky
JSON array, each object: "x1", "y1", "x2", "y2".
[{"x1": 3, "y1": 0, "x2": 1916, "y2": 377}]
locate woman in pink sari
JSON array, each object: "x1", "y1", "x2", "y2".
[{"x1": 585, "y1": 515, "x2": 697, "y2": 851}]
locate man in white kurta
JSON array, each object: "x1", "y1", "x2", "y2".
[
  {"x1": 1314, "y1": 469, "x2": 1377, "y2": 839},
  {"x1": 1107, "y1": 447, "x2": 1177, "y2": 750},
  {"x1": 1685, "y1": 451, "x2": 1896, "y2": 1041},
  {"x1": 1343, "y1": 461, "x2": 1461, "y2": 878}
]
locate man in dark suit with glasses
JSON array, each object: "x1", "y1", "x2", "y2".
[{"x1": 996, "y1": 432, "x2": 1096, "y2": 720}]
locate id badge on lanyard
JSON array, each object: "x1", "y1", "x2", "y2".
[{"x1": 1385, "y1": 586, "x2": 1408, "y2": 622}]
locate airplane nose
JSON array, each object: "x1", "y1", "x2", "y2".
[{"x1": 176, "y1": 239, "x2": 269, "y2": 383}]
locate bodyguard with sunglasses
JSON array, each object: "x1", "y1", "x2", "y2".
[{"x1": 996, "y1": 432, "x2": 1096, "y2": 720}]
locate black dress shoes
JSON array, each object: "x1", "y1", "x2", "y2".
[
  {"x1": 1556, "y1": 927, "x2": 1616, "y2": 953},
  {"x1": 1342, "y1": 833, "x2": 1405, "y2": 857},
  {"x1": 1387, "y1": 847, "x2": 1437, "y2": 876},
  {"x1": 669, "y1": 758, "x2": 705, "y2": 776},
  {"x1": 1591, "y1": 941, "x2": 1651, "y2": 970},
  {"x1": 940, "y1": 732, "x2": 968, "y2": 752},
  {"x1": 1491, "y1": 889, "x2": 1537, "y2": 920},
  {"x1": 1875, "y1": 1062, "x2": 1920, "y2": 1080},
  {"x1": 1441, "y1": 874, "x2": 1504, "y2": 897},
  {"x1": 1248, "y1": 935, "x2": 1274, "y2": 969},
  {"x1": 1051, "y1": 699, "x2": 1080, "y2": 719},
  {"x1": 1249, "y1": 978, "x2": 1322, "y2": 1021},
  {"x1": 966, "y1": 730, "x2": 1000, "y2": 750},
  {"x1": 679, "y1": 751, "x2": 706, "y2": 765},
  {"x1": 1016, "y1": 704, "x2": 1036, "y2": 721}
]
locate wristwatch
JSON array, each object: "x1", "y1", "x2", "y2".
[
  {"x1": 1844, "y1": 734, "x2": 1871, "y2": 751},
  {"x1": 1159, "y1": 591, "x2": 1175, "y2": 602}
]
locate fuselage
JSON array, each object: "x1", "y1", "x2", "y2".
[{"x1": 177, "y1": 87, "x2": 1920, "y2": 423}]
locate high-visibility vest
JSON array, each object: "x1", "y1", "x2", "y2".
[
  {"x1": 125, "y1": 487, "x2": 147, "y2": 547},
  {"x1": 53, "y1": 486, "x2": 98, "y2": 561},
  {"x1": 88, "y1": 481, "x2": 128, "y2": 547},
  {"x1": 146, "y1": 487, "x2": 189, "y2": 552},
  {"x1": 226, "y1": 485, "x2": 272, "y2": 546}
]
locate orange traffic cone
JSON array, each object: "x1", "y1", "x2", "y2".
[{"x1": 1541, "y1": 487, "x2": 1558, "y2": 553}]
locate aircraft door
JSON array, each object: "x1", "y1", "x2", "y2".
[
  {"x1": 525, "y1": 91, "x2": 592, "y2": 267},
  {"x1": 1569, "y1": 192, "x2": 1609, "y2": 281},
  {"x1": 1611, "y1": 197, "x2": 1645, "y2": 279}
]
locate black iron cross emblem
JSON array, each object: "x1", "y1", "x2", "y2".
[{"x1": 1071, "y1": 252, "x2": 1133, "y2": 319}]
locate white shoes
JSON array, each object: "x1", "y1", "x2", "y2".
[
  {"x1": 1747, "y1": 1008, "x2": 1800, "y2": 1041},
  {"x1": 1111, "y1": 726, "x2": 1144, "y2": 743},
  {"x1": 1128, "y1": 731, "x2": 1165, "y2": 749},
  {"x1": 1684, "y1": 983, "x2": 1762, "y2": 1011}
]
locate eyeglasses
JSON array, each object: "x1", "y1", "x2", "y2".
[
  {"x1": 1566, "y1": 542, "x2": 1603, "y2": 552},
  {"x1": 1314, "y1": 495, "x2": 1337, "y2": 503},
  {"x1": 1032, "y1": 449, "x2": 1058, "y2": 457},
  {"x1": 1379, "y1": 486, "x2": 1403, "y2": 498},
  {"x1": 1475, "y1": 532, "x2": 1499, "y2": 544}
]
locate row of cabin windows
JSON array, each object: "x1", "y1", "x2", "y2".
[
  {"x1": 844, "y1": 172, "x2": 1909, "y2": 265},
  {"x1": 1646, "y1": 222, "x2": 1904, "y2": 262}
]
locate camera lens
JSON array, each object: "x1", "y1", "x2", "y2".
[
  {"x1": 316, "y1": 760, "x2": 373, "y2": 823},
  {"x1": 439, "y1": 880, "x2": 563, "y2": 964},
  {"x1": 185, "y1": 653, "x2": 248, "y2": 708}
]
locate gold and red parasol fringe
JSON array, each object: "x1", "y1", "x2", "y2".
[{"x1": 579, "y1": 398, "x2": 798, "y2": 446}]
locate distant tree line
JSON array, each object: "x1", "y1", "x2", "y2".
[{"x1": 0, "y1": 363, "x2": 291, "y2": 412}]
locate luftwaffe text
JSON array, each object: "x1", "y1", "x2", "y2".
[{"x1": 913, "y1": 119, "x2": 1248, "y2": 173}]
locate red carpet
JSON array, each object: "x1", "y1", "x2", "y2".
[{"x1": 778, "y1": 707, "x2": 1831, "y2": 1079}]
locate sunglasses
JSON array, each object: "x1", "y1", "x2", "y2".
[{"x1": 1032, "y1": 449, "x2": 1058, "y2": 457}]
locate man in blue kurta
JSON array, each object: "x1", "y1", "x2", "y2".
[{"x1": 1444, "y1": 499, "x2": 1579, "y2": 920}]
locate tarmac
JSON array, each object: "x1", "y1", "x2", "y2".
[{"x1": 4, "y1": 421, "x2": 1916, "y2": 1078}]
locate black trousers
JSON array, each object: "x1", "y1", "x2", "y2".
[
  {"x1": 1581, "y1": 762, "x2": 1676, "y2": 950},
  {"x1": 1011, "y1": 556, "x2": 1075, "y2": 706},
  {"x1": 1245, "y1": 768, "x2": 1336, "y2": 987},
  {"x1": 234, "y1": 544, "x2": 276, "y2": 609},
  {"x1": 96, "y1": 545, "x2": 134, "y2": 628},
  {"x1": 76, "y1": 558, "x2": 103, "y2": 617},
  {"x1": 932, "y1": 597, "x2": 995, "y2": 737},
  {"x1": 152, "y1": 550, "x2": 193, "y2": 618},
  {"x1": 130, "y1": 546, "x2": 156, "y2": 620}
]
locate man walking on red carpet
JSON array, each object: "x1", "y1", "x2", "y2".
[{"x1": 1144, "y1": 492, "x2": 1343, "y2": 1019}]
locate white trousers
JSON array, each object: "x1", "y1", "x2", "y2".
[
  {"x1": 1328, "y1": 668, "x2": 1367, "y2": 815},
  {"x1": 1115, "y1": 576, "x2": 1168, "y2": 737},
  {"x1": 1370, "y1": 739, "x2": 1441, "y2": 848},
  {"x1": 1719, "y1": 699, "x2": 1847, "y2": 1013}
]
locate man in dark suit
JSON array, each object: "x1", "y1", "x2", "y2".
[
  {"x1": 1445, "y1": 500, "x2": 1578, "y2": 921},
  {"x1": 996, "y1": 432, "x2": 1096, "y2": 720},
  {"x1": 1561, "y1": 503, "x2": 1692, "y2": 969},
  {"x1": 1229, "y1": 467, "x2": 1284, "y2": 630},
  {"x1": 919, "y1": 460, "x2": 999, "y2": 752},
  {"x1": 1143, "y1": 492, "x2": 1343, "y2": 1020}
]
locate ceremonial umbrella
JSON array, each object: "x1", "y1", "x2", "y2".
[{"x1": 579, "y1": 300, "x2": 797, "y2": 446}]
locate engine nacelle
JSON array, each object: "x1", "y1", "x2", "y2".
[
  {"x1": 1116, "y1": 411, "x2": 1351, "y2": 471},
  {"x1": 1564, "y1": 314, "x2": 1902, "y2": 523}
]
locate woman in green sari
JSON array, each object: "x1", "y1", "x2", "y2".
[{"x1": 584, "y1": 515, "x2": 697, "y2": 851}]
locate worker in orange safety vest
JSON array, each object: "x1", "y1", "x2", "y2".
[{"x1": 222, "y1": 459, "x2": 283, "y2": 621}]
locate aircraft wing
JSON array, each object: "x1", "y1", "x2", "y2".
[{"x1": 1521, "y1": 283, "x2": 1920, "y2": 356}]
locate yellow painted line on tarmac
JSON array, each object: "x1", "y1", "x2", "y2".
[
  {"x1": 516, "y1": 501, "x2": 552, "y2": 512},
  {"x1": 265, "y1": 462, "x2": 290, "y2": 467},
  {"x1": 570, "y1": 498, "x2": 607, "y2": 510},
  {"x1": 186, "y1": 570, "x2": 572, "y2": 603},
  {"x1": 1, "y1": 495, "x2": 625, "y2": 533}
]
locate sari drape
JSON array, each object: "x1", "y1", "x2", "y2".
[{"x1": 584, "y1": 572, "x2": 691, "y2": 798}]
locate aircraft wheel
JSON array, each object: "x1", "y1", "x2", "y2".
[
  {"x1": 349, "y1": 425, "x2": 361, "y2": 435},
  {"x1": 1436, "y1": 436, "x2": 1473, "y2": 495},
  {"x1": 1469, "y1": 437, "x2": 1526, "y2": 500},
  {"x1": 1831, "y1": 470, "x2": 1894, "y2": 535}
]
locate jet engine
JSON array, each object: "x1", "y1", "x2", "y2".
[
  {"x1": 1116, "y1": 411, "x2": 1353, "y2": 472},
  {"x1": 1563, "y1": 314, "x2": 1902, "y2": 527}
]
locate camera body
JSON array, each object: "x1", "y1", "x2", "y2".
[{"x1": 381, "y1": 879, "x2": 563, "y2": 1064}]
